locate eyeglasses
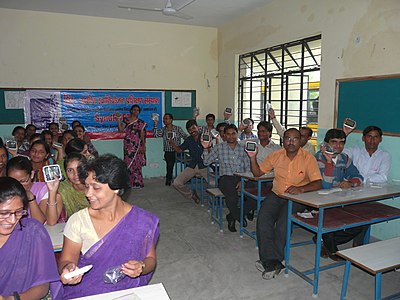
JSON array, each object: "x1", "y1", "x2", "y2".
[
  {"x1": 0, "y1": 209, "x2": 28, "y2": 220},
  {"x1": 283, "y1": 137, "x2": 300, "y2": 142}
]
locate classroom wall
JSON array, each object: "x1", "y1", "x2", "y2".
[
  {"x1": 0, "y1": 8, "x2": 218, "y2": 177},
  {"x1": 218, "y1": 0, "x2": 400, "y2": 239}
]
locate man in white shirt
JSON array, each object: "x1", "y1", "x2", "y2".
[
  {"x1": 343, "y1": 125, "x2": 391, "y2": 184},
  {"x1": 268, "y1": 108, "x2": 315, "y2": 154}
]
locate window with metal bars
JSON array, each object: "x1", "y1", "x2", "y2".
[{"x1": 238, "y1": 35, "x2": 321, "y2": 143}]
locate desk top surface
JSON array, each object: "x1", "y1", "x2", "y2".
[
  {"x1": 337, "y1": 237, "x2": 400, "y2": 274},
  {"x1": 280, "y1": 184, "x2": 400, "y2": 208},
  {"x1": 234, "y1": 172, "x2": 274, "y2": 181},
  {"x1": 45, "y1": 222, "x2": 66, "y2": 250},
  {"x1": 70, "y1": 283, "x2": 170, "y2": 300}
]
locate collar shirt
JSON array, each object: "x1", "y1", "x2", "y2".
[
  {"x1": 343, "y1": 146, "x2": 391, "y2": 184},
  {"x1": 153, "y1": 125, "x2": 188, "y2": 152},
  {"x1": 203, "y1": 142, "x2": 250, "y2": 176},
  {"x1": 259, "y1": 147, "x2": 322, "y2": 195},
  {"x1": 303, "y1": 141, "x2": 316, "y2": 155},
  {"x1": 179, "y1": 134, "x2": 206, "y2": 169},
  {"x1": 315, "y1": 151, "x2": 363, "y2": 189},
  {"x1": 256, "y1": 139, "x2": 281, "y2": 164},
  {"x1": 239, "y1": 131, "x2": 258, "y2": 141}
]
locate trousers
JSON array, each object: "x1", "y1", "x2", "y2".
[
  {"x1": 164, "y1": 151, "x2": 176, "y2": 181},
  {"x1": 257, "y1": 192, "x2": 305, "y2": 263},
  {"x1": 218, "y1": 175, "x2": 256, "y2": 222}
]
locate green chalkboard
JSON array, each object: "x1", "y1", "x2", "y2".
[
  {"x1": 0, "y1": 89, "x2": 25, "y2": 124},
  {"x1": 165, "y1": 90, "x2": 196, "y2": 120},
  {"x1": 335, "y1": 75, "x2": 400, "y2": 136}
]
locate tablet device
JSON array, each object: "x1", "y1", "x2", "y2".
[
  {"x1": 343, "y1": 118, "x2": 356, "y2": 130},
  {"x1": 202, "y1": 134, "x2": 210, "y2": 142},
  {"x1": 245, "y1": 141, "x2": 257, "y2": 152},
  {"x1": 43, "y1": 164, "x2": 63, "y2": 182}
]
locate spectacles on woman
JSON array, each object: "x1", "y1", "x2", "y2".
[{"x1": 0, "y1": 209, "x2": 28, "y2": 220}]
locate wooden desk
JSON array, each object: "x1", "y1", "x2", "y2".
[
  {"x1": 234, "y1": 172, "x2": 274, "y2": 244},
  {"x1": 45, "y1": 222, "x2": 66, "y2": 252},
  {"x1": 70, "y1": 283, "x2": 170, "y2": 300},
  {"x1": 337, "y1": 237, "x2": 400, "y2": 300},
  {"x1": 281, "y1": 185, "x2": 400, "y2": 297}
]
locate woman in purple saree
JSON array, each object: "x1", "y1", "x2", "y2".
[
  {"x1": 0, "y1": 177, "x2": 61, "y2": 300},
  {"x1": 59, "y1": 154, "x2": 159, "y2": 299}
]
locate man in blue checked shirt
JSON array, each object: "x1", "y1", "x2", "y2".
[
  {"x1": 315, "y1": 128, "x2": 365, "y2": 261},
  {"x1": 202, "y1": 124, "x2": 254, "y2": 232}
]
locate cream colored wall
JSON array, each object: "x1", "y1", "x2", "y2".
[
  {"x1": 0, "y1": 8, "x2": 218, "y2": 177},
  {"x1": 0, "y1": 8, "x2": 218, "y2": 114},
  {"x1": 218, "y1": 0, "x2": 400, "y2": 240},
  {"x1": 218, "y1": 0, "x2": 400, "y2": 129}
]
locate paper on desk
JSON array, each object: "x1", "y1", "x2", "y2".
[{"x1": 112, "y1": 291, "x2": 142, "y2": 300}]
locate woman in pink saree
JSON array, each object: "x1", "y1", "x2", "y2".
[
  {"x1": 59, "y1": 155, "x2": 159, "y2": 299},
  {"x1": 117, "y1": 104, "x2": 147, "y2": 188}
]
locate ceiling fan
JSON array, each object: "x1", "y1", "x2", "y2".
[{"x1": 118, "y1": 0, "x2": 196, "y2": 20}]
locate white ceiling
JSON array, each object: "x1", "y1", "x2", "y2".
[{"x1": 0, "y1": 0, "x2": 272, "y2": 27}]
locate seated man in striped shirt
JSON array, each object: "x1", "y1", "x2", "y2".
[{"x1": 315, "y1": 128, "x2": 364, "y2": 261}]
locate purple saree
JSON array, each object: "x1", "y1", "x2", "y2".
[
  {"x1": 0, "y1": 218, "x2": 62, "y2": 299},
  {"x1": 62, "y1": 206, "x2": 159, "y2": 299}
]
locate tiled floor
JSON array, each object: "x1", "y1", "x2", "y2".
[{"x1": 124, "y1": 178, "x2": 400, "y2": 300}]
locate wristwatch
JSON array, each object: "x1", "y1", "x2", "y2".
[
  {"x1": 13, "y1": 292, "x2": 21, "y2": 300},
  {"x1": 28, "y1": 195, "x2": 36, "y2": 202}
]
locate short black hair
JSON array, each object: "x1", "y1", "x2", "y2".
[
  {"x1": 283, "y1": 128, "x2": 301, "y2": 138},
  {"x1": 73, "y1": 124, "x2": 85, "y2": 132},
  {"x1": 257, "y1": 121, "x2": 273, "y2": 132},
  {"x1": 65, "y1": 138, "x2": 86, "y2": 155},
  {"x1": 12, "y1": 126, "x2": 25, "y2": 136},
  {"x1": 0, "y1": 177, "x2": 29, "y2": 210},
  {"x1": 216, "y1": 122, "x2": 227, "y2": 132},
  {"x1": 64, "y1": 152, "x2": 87, "y2": 171},
  {"x1": 40, "y1": 130, "x2": 52, "y2": 140},
  {"x1": 186, "y1": 119, "x2": 197, "y2": 130},
  {"x1": 25, "y1": 124, "x2": 37, "y2": 131},
  {"x1": 130, "y1": 104, "x2": 141, "y2": 113},
  {"x1": 78, "y1": 154, "x2": 130, "y2": 196},
  {"x1": 300, "y1": 126, "x2": 313, "y2": 138},
  {"x1": 224, "y1": 124, "x2": 238, "y2": 133},
  {"x1": 7, "y1": 156, "x2": 33, "y2": 175},
  {"x1": 48, "y1": 122, "x2": 59, "y2": 129},
  {"x1": 363, "y1": 125, "x2": 383, "y2": 137},
  {"x1": 324, "y1": 128, "x2": 346, "y2": 143},
  {"x1": 206, "y1": 113, "x2": 215, "y2": 120},
  {"x1": 71, "y1": 120, "x2": 81, "y2": 128},
  {"x1": 30, "y1": 139, "x2": 51, "y2": 154},
  {"x1": 164, "y1": 113, "x2": 173, "y2": 120}
]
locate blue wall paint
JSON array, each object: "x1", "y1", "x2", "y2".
[{"x1": 318, "y1": 128, "x2": 400, "y2": 240}]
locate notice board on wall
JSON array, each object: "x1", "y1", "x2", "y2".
[
  {"x1": 335, "y1": 74, "x2": 400, "y2": 136},
  {"x1": 0, "y1": 89, "x2": 25, "y2": 124}
]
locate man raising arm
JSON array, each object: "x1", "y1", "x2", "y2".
[{"x1": 247, "y1": 128, "x2": 322, "y2": 280}]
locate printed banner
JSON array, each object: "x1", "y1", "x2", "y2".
[{"x1": 25, "y1": 90, "x2": 164, "y2": 140}]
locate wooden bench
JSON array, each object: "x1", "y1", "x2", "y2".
[{"x1": 337, "y1": 237, "x2": 400, "y2": 300}]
